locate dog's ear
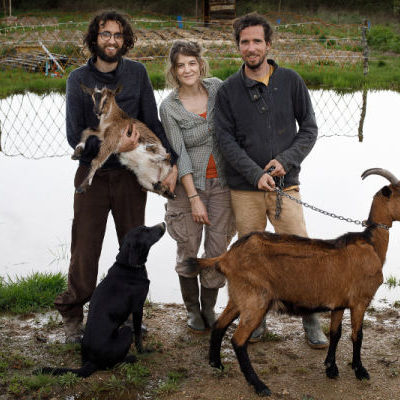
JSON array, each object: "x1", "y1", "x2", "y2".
[
  {"x1": 116, "y1": 240, "x2": 132, "y2": 266},
  {"x1": 129, "y1": 241, "x2": 149, "y2": 266}
]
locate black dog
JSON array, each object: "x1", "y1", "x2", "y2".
[{"x1": 37, "y1": 223, "x2": 166, "y2": 377}]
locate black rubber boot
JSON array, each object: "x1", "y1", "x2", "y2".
[
  {"x1": 179, "y1": 276, "x2": 206, "y2": 332},
  {"x1": 200, "y1": 286, "x2": 219, "y2": 328}
]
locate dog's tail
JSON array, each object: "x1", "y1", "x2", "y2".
[
  {"x1": 35, "y1": 361, "x2": 98, "y2": 378},
  {"x1": 186, "y1": 256, "x2": 225, "y2": 275}
]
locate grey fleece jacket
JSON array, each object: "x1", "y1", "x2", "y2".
[
  {"x1": 66, "y1": 57, "x2": 177, "y2": 169},
  {"x1": 214, "y1": 60, "x2": 317, "y2": 190}
]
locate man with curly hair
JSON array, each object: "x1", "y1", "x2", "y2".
[{"x1": 54, "y1": 10, "x2": 178, "y2": 343}]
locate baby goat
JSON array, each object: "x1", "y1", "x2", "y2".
[
  {"x1": 187, "y1": 168, "x2": 400, "y2": 397},
  {"x1": 73, "y1": 84, "x2": 175, "y2": 199}
]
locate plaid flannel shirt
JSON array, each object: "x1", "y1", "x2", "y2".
[{"x1": 160, "y1": 77, "x2": 227, "y2": 190}]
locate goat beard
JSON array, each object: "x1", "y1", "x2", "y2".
[{"x1": 95, "y1": 44, "x2": 124, "y2": 63}]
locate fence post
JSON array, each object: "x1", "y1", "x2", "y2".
[{"x1": 361, "y1": 19, "x2": 369, "y2": 76}]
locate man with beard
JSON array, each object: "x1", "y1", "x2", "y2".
[
  {"x1": 54, "y1": 10, "x2": 178, "y2": 344},
  {"x1": 214, "y1": 13, "x2": 328, "y2": 349}
]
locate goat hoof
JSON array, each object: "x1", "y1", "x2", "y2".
[
  {"x1": 326, "y1": 364, "x2": 339, "y2": 379},
  {"x1": 165, "y1": 191, "x2": 176, "y2": 200},
  {"x1": 354, "y1": 366, "x2": 370, "y2": 380},
  {"x1": 209, "y1": 360, "x2": 224, "y2": 371},
  {"x1": 255, "y1": 383, "x2": 271, "y2": 397}
]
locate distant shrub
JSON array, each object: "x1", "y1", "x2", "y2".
[{"x1": 367, "y1": 26, "x2": 400, "y2": 53}]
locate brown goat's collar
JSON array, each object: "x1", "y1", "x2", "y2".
[{"x1": 362, "y1": 221, "x2": 390, "y2": 231}]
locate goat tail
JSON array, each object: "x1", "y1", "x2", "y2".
[
  {"x1": 34, "y1": 361, "x2": 98, "y2": 378},
  {"x1": 186, "y1": 256, "x2": 225, "y2": 275}
]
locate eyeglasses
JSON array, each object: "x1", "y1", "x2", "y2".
[{"x1": 98, "y1": 31, "x2": 123, "y2": 41}]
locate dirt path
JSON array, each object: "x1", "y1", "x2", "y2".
[{"x1": 1, "y1": 303, "x2": 399, "y2": 399}]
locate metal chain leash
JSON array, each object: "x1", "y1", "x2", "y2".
[{"x1": 273, "y1": 186, "x2": 390, "y2": 231}]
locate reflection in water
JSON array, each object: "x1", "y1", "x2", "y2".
[
  {"x1": 0, "y1": 90, "x2": 400, "y2": 307},
  {"x1": 358, "y1": 88, "x2": 367, "y2": 142}
]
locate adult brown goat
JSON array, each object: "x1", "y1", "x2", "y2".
[{"x1": 187, "y1": 168, "x2": 400, "y2": 397}]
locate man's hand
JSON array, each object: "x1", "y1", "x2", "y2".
[
  {"x1": 118, "y1": 122, "x2": 140, "y2": 153},
  {"x1": 162, "y1": 164, "x2": 178, "y2": 194},
  {"x1": 257, "y1": 172, "x2": 276, "y2": 191},
  {"x1": 264, "y1": 159, "x2": 286, "y2": 177}
]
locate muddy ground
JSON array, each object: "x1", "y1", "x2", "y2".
[{"x1": 0, "y1": 303, "x2": 399, "y2": 400}]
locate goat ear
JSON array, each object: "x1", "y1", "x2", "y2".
[
  {"x1": 381, "y1": 186, "x2": 392, "y2": 198},
  {"x1": 80, "y1": 84, "x2": 93, "y2": 95},
  {"x1": 115, "y1": 85, "x2": 123, "y2": 95}
]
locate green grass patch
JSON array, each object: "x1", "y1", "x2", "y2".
[
  {"x1": 0, "y1": 272, "x2": 67, "y2": 313},
  {"x1": 367, "y1": 25, "x2": 400, "y2": 53},
  {"x1": 0, "y1": 69, "x2": 67, "y2": 99},
  {"x1": 2, "y1": 53, "x2": 400, "y2": 98},
  {"x1": 155, "y1": 368, "x2": 187, "y2": 395},
  {"x1": 118, "y1": 361, "x2": 151, "y2": 387},
  {"x1": 385, "y1": 275, "x2": 398, "y2": 288}
]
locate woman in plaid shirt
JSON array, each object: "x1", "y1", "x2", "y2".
[{"x1": 160, "y1": 40, "x2": 235, "y2": 333}]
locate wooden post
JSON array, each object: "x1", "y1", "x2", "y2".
[{"x1": 361, "y1": 19, "x2": 369, "y2": 76}]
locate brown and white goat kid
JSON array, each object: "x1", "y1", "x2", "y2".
[
  {"x1": 72, "y1": 84, "x2": 175, "y2": 199},
  {"x1": 187, "y1": 168, "x2": 400, "y2": 397}
]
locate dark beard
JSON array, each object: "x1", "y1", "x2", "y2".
[
  {"x1": 95, "y1": 44, "x2": 124, "y2": 63},
  {"x1": 245, "y1": 54, "x2": 266, "y2": 70}
]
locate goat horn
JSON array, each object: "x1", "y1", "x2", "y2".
[{"x1": 361, "y1": 168, "x2": 399, "y2": 184}]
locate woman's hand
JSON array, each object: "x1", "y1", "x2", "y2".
[
  {"x1": 190, "y1": 196, "x2": 210, "y2": 225},
  {"x1": 118, "y1": 122, "x2": 140, "y2": 152},
  {"x1": 162, "y1": 165, "x2": 178, "y2": 194}
]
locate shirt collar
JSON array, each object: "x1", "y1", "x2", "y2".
[{"x1": 240, "y1": 59, "x2": 278, "y2": 87}]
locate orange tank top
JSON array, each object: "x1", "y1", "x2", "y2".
[{"x1": 199, "y1": 111, "x2": 218, "y2": 179}]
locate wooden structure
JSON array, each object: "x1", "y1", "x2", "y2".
[{"x1": 203, "y1": 0, "x2": 236, "y2": 24}]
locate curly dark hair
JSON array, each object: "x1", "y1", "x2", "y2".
[
  {"x1": 83, "y1": 10, "x2": 137, "y2": 57},
  {"x1": 233, "y1": 12, "x2": 273, "y2": 46}
]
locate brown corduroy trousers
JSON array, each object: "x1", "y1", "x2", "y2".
[{"x1": 54, "y1": 165, "x2": 147, "y2": 322}]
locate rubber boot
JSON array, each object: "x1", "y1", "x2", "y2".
[
  {"x1": 200, "y1": 286, "x2": 219, "y2": 328},
  {"x1": 179, "y1": 276, "x2": 206, "y2": 332},
  {"x1": 248, "y1": 315, "x2": 267, "y2": 343},
  {"x1": 302, "y1": 313, "x2": 328, "y2": 349},
  {"x1": 62, "y1": 316, "x2": 84, "y2": 344}
]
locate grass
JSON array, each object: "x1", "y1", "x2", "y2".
[
  {"x1": 385, "y1": 275, "x2": 399, "y2": 288},
  {"x1": 1, "y1": 50, "x2": 400, "y2": 98},
  {"x1": 0, "y1": 272, "x2": 67, "y2": 313}
]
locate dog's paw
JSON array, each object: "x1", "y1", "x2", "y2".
[
  {"x1": 209, "y1": 360, "x2": 224, "y2": 370},
  {"x1": 123, "y1": 355, "x2": 137, "y2": 364}
]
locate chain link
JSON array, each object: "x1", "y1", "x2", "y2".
[{"x1": 274, "y1": 187, "x2": 390, "y2": 230}]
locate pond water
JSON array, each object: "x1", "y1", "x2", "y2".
[{"x1": 1, "y1": 89, "x2": 399, "y2": 309}]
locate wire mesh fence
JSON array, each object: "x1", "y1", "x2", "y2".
[
  {"x1": 0, "y1": 16, "x2": 368, "y2": 158},
  {"x1": 0, "y1": 89, "x2": 368, "y2": 159}
]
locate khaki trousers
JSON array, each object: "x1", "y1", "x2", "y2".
[
  {"x1": 230, "y1": 188, "x2": 307, "y2": 238},
  {"x1": 165, "y1": 179, "x2": 236, "y2": 289}
]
